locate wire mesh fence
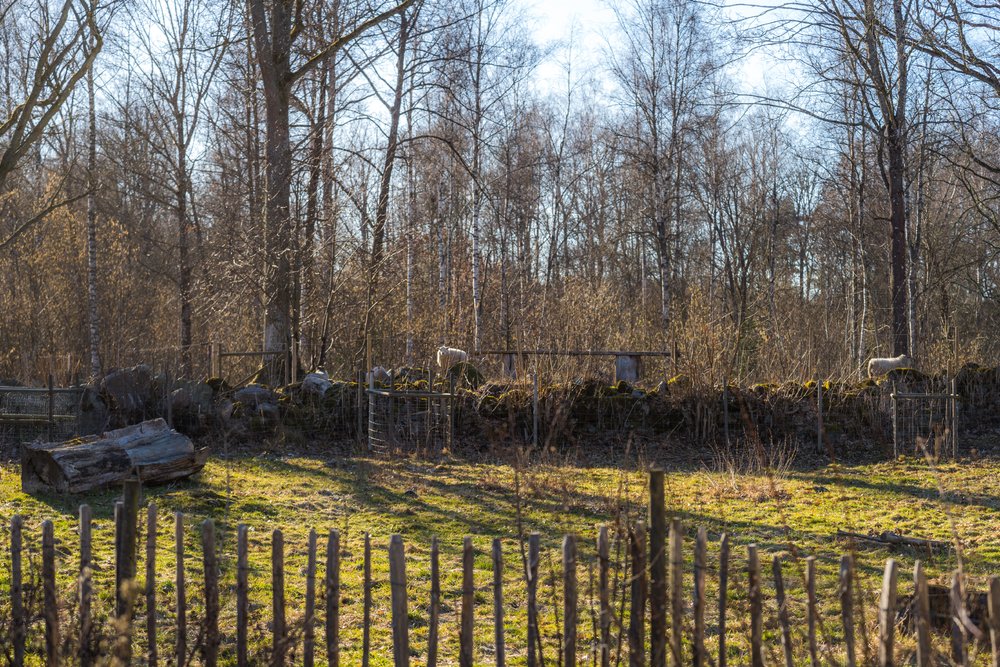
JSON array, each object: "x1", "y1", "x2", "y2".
[
  {"x1": 0, "y1": 384, "x2": 85, "y2": 445},
  {"x1": 891, "y1": 380, "x2": 959, "y2": 460},
  {"x1": 366, "y1": 370, "x2": 454, "y2": 456}
]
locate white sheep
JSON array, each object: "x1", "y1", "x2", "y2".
[
  {"x1": 436, "y1": 345, "x2": 468, "y2": 370},
  {"x1": 366, "y1": 366, "x2": 390, "y2": 385},
  {"x1": 867, "y1": 354, "x2": 914, "y2": 378}
]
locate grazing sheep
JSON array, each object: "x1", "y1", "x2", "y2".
[
  {"x1": 867, "y1": 354, "x2": 914, "y2": 378},
  {"x1": 366, "y1": 366, "x2": 390, "y2": 385},
  {"x1": 436, "y1": 346, "x2": 468, "y2": 369}
]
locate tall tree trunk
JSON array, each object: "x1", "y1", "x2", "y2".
[
  {"x1": 85, "y1": 26, "x2": 102, "y2": 380},
  {"x1": 177, "y1": 132, "x2": 192, "y2": 377},
  {"x1": 364, "y1": 9, "x2": 409, "y2": 361}
]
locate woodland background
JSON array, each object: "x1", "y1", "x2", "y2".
[{"x1": 1, "y1": 0, "x2": 999, "y2": 386}]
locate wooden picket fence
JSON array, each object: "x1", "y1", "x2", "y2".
[{"x1": 5, "y1": 470, "x2": 1000, "y2": 666}]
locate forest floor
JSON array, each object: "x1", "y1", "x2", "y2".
[{"x1": 0, "y1": 446, "x2": 998, "y2": 664}]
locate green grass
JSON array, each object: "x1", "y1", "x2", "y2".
[{"x1": 0, "y1": 451, "x2": 997, "y2": 664}]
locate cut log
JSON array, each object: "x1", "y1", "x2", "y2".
[{"x1": 21, "y1": 419, "x2": 208, "y2": 494}]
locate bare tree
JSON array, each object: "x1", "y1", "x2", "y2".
[{"x1": 246, "y1": 0, "x2": 415, "y2": 382}]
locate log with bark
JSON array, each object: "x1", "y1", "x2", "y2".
[{"x1": 21, "y1": 418, "x2": 209, "y2": 494}]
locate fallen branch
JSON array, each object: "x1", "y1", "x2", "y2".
[{"x1": 836, "y1": 529, "x2": 949, "y2": 551}]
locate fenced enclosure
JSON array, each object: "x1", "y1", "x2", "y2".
[
  {"x1": 1, "y1": 471, "x2": 994, "y2": 665},
  {"x1": 367, "y1": 371, "x2": 454, "y2": 456},
  {"x1": 891, "y1": 380, "x2": 959, "y2": 459},
  {"x1": 0, "y1": 382, "x2": 84, "y2": 445}
]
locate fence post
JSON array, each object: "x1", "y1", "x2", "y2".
[
  {"x1": 952, "y1": 571, "x2": 968, "y2": 667},
  {"x1": 693, "y1": 527, "x2": 706, "y2": 667},
  {"x1": 363, "y1": 532, "x2": 372, "y2": 667},
  {"x1": 649, "y1": 468, "x2": 667, "y2": 667},
  {"x1": 237, "y1": 524, "x2": 249, "y2": 667},
  {"x1": 806, "y1": 557, "x2": 819, "y2": 667},
  {"x1": 718, "y1": 534, "x2": 729, "y2": 667},
  {"x1": 428, "y1": 536, "x2": 440, "y2": 667},
  {"x1": 988, "y1": 576, "x2": 1000, "y2": 667},
  {"x1": 841, "y1": 554, "x2": 856, "y2": 667},
  {"x1": 272, "y1": 529, "x2": 286, "y2": 667},
  {"x1": 891, "y1": 382, "x2": 898, "y2": 457},
  {"x1": 599, "y1": 525, "x2": 611, "y2": 667},
  {"x1": 175, "y1": 512, "x2": 186, "y2": 667},
  {"x1": 565, "y1": 534, "x2": 579, "y2": 667},
  {"x1": 42, "y1": 520, "x2": 59, "y2": 667},
  {"x1": 461, "y1": 536, "x2": 475, "y2": 667},
  {"x1": 951, "y1": 377, "x2": 958, "y2": 459},
  {"x1": 879, "y1": 559, "x2": 898, "y2": 667},
  {"x1": 11, "y1": 514, "x2": 24, "y2": 667},
  {"x1": 326, "y1": 529, "x2": 341, "y2": 667},
  {"x1": 493, "y1": 538, "x2": 506, "y2": 667},
  {"x1": 748, "y1": 545, "x2": 763, "y2": 667},
  {"x1": 669, "y1": 518, "x2": 682, "y2": 667},
  {"x1": 914, "y1": 561, "x2": 932, "y2": 667},
  {"x1": 527, "y1": 533, "x2": 540, "y2": 667},
  {"x1": 202, "y1": 520, "x2": 219, "y2": 667},
  {"x1": 305, "y1": 529, "x2": 317, "y2": 667},
  {"x1": 629, "y1": 523, "x2": 646, "y2": 667},
  {"x1": 209, "y1": 342, "x2": 221, "y2": 378},
  {"x1": 118, "y1": 480, "x2": 140, "y2": 619},
  {"x1": 817, "y1": 374, "x2": 824, "y2": 455},
  {"x1": 389, "y1": 534, "x2": 410, "y2": 667},
  {"x1": 773, "y1": 557, "x2": 793, "y2": 667},
  {"x1": 532, "y1": 372, "x2": 539, "y2": 450},
  {"x1": 80, "y1": 505, "x2": 93, "y2": 667},
  {"x1": 146, "y1": 503, "x2": 158, "y2": 667}
]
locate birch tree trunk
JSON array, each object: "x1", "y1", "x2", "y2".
[{"x1": 86, "y1": 12, "x2": 103, "y2": 381}]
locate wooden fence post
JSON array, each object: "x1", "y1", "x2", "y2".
[
  {"x1": 493, "y1": 538, "x2": 506, "y2": 667},
  {"x1": 363, "y1": 532, "x2": 372, "y2": 667},
  {"x1": 669, "y1": 518, "x2": 682, "y2": 667},
  {"x1": 952, "y1": 571, "x2": 968, "y2": 667},
  {"x1": 42, "y1": 520, "x2": 59, "y2": 667},
  {"x1": 629, "y1": 523, "x2": 647, "y2": 667},
  {"x1": 461, "y1": 536, "x2": 475, "y2": 667},
  {"x1": 773, "y1": 557, "x2": 793, "y2": 667},
  {"x1": 565, "y1": 534, "x2": 579, "y2": 667},
  {"x1": 532, "y1": 372, "x2": 539, "y2": 450},
  {"x1": 840, "y1": 554, "x2": 856, "y2": 667},
  {"x1": 693, "y1": 527, "x2": 706, "y2": 667},
  {"x1": 146, "y1": 503, "x2": 158, "y2": 667},
  {"x1": 119, "y1": 480, "x2": 140, "y2": 620},
  {"x1": 914, "y1": 561, "x2": 932, "y2": 667},
  {"x1": 202, "y1": 519, "x2": 219, "y2": 667},
  {"x1": 428, "y1": 536, "x2": 440, "y2": 667},
  {"x1": 80, "y1": 505, "x2": 93, "y2": 667},
  {"x1": 988, "y1": 576, "x2": 1000, "y2": 667},
  {"x1": 748, "y1": 545, "x2": 763, "y2": 667},
  {"x1": 11, "y1": 515, "x2": 25, "y2": 667},
  {"x1": 389, "y1": 534, "x2": 410, "y2": 667},
  {"x1": 305, "y1": 529, "x2": 317, "y2": 667},
  {"x1": 175, "y1": 512, "x2": 186, "y2": 667},
  {"x1": 272, "y1": 528, "x2": 286, "y2": 667},
  {"x1": 718, "y1": 534, "x2": 729, "y2": 667},
  {"x1": 599, "y1": 525, "x2": 612, "y2": 667},
  {"x1": 325, "y1": 529, "x2": 341, "y2": 667},
  {"x1": 806, "y1": 556, "x2": 819, "y2": 667},
  {"x1": 878, "y1": 559, "x2": 898, "y2": 667},
  {"x1": 237, "y1": 524, "x2": 249, "y2": 667},
  {"x1": 649, "y1": 469, "x2": 667, "y2": 667}
]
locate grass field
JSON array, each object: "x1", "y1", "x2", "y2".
[{"x1": 0, "y1": 447, "x2": 997, "y2": 664}]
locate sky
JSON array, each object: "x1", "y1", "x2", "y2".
[{"x1": 519, "y1": 0, "x2": 788, "y2": 97}]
